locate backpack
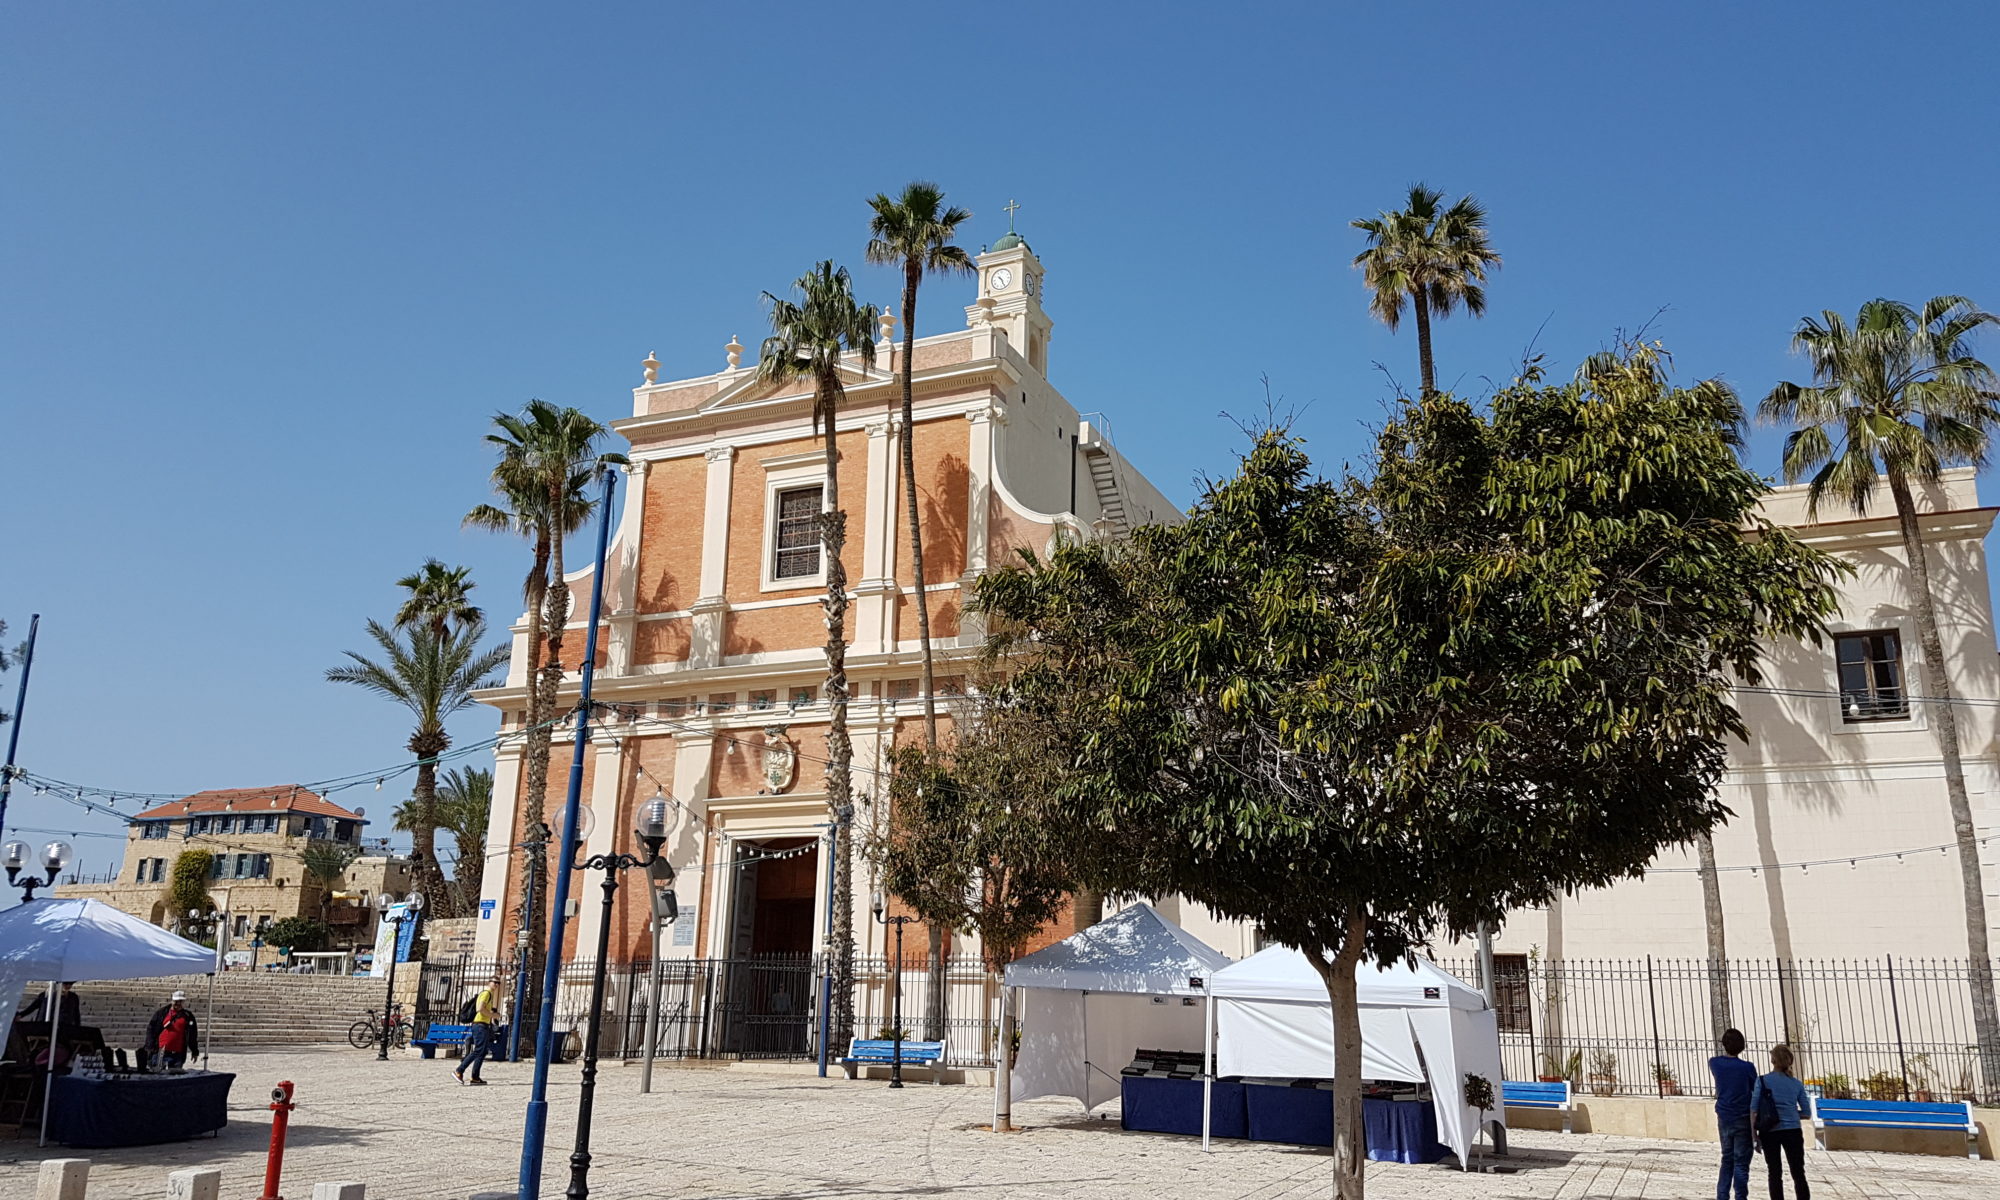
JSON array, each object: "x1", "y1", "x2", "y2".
[
  {"x1": 1754, "y1": 1076, "x2": 1782, "y2": 1134},
  {"x1": 456, "y1": 992, "x2": 480, "y2": 1023}
]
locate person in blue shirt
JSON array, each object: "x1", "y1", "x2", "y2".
[
  {"x1": 1709, "y1": 1028, "x2": 1757, "y2": 1200},
  {"x1": 1751, "y1": 1044, "x2": 1811, "y2": 1199}
]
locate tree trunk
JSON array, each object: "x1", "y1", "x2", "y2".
[
  {"x1": 901, "y1": 265, "x2": 939, "y2": 752},
  {"x1": 517, "y1": 537, "x2": 553, "y2": 1041},
  {"x1": 1695, "y1": 829, "x2": 1731, "y2": 1041},
  {"x1": 901, "y1": 265, "x2": 949, "y2": 1044},
  {"x1": 1887, "y1": 467, "x2": 2000, "y2": 1099},
  {"x1": 406, "y1": 730, "x2": 451, "y2": 913},
  {"x1": 1413, "y1": 291, "x2": 1436, "y2": 398},
  {"x1": 1306, "y1": 912, "x2": 1370, "y2": 1200},
  {"x1": 923, "y1": 924, "x2": 946, "y2": 1041},
  {"x1": 994, "y1": 975, "x2": 1015, "y2": 1132},
  {"x1": 820, "y1": 373, "x2": 858, "y2": 1050}
]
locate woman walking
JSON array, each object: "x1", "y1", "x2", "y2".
[{"x1": 1751, "y1": 1044, "x2": 1811, "y2": 1199}]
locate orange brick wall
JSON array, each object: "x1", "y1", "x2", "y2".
[
  {"x1": 638, "y1": 456, "x2": 704, "y2": 611},
  {"x1": 633, "y1": 617, "x2": 692, "y2": 665},
  {"x1": 725, "y1": 432, "x2": 869, "y2": 607},
  {"x1": 892, "y1": 418, "x2": 971, "y2": 587}
]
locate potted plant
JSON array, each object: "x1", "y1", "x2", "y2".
[
  {"x1": 1540, "y1": 1048, "x2": 1582, "y2": 1086},
  {"x1": 1587, "y1": 1048, "x2": 1618, "y2": 1097},
  {"x1": 1462, "y1": 1073, "x2": 1496, "y2": 1170},
  {"x1": 1859, "y1": 1070, "x2": 1905, "y2": 1102},
  {"x1": 1907, "y1": 1053, "x2": 1935, "y2": 1102},
  {"x1": 1819, "y1": 1072, "x2": 1854, "y2": 1101},
  {"x1": 1653, "y1": 1061, "x2": 1680, "y2": 1096}
]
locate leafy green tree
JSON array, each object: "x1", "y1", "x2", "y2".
[
  {"x1": 263, "y1": 916, "x2": 331, "y2": 954},
  {"x1": 975, "y1": 347, "x2": 1839, "y2": 1196},
  {"x1": 866, "y1": 180, "x2": 975, "y2": 1039},
  {"x1": 466, "y1": 440, "x2": 602, "y2": 1028},
  {"x1": 394, "y1": 560, "x2": 483, "y2": 640},
  {"x1": 1761, "y1": 295, "x2": 2000, "y2": 1094},
  {"x1": 1352, "y1": 184, "x2": 1501, "y2": 397},
  {"x1": 326, "y1": 620, "x2": 508, "y2": 915},
  {"x1": 877, "y1": 695, "x2": 1083, "y2": 1126},
  {"x1": 757, "y1": 261, "x2": 878, "y2": 1046},
  {"x1": 166, "y1": 850, "x2": 215, "y2": 931}
]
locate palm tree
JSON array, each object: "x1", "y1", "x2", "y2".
[
  {"x1": 1352, "y1": 184, "x2": 1501, "y2": 397},
  {"x1": 1761, "y1": 294, "x2": 2000, "y2": 1097},
  {"x1": 327, "y1": 620, "x2": 509, "y2": 916},
  {"x1": 865, "y1": 182, "x2": 973, "y2": 751},
  {"x1": 866, "y1": 182, "x2": 975, "y2": 1042},
  {"x1": 758, "y1": 261, "x2": 878, "y2": 1047},
  {"x1": 438, "y1": 766, "x2": 493, "y2": 915},
  {"x1": 300, "y1": 840, "x2": 359, "y2": 922},
  {"x1": 467, "y1": 405, "x2": 620, "y2": 1023},
  {"x1": 394, "y1": 560, "x2": 483, "y2": 640}
]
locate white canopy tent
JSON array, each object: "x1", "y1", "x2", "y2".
[
  {"x1": 1206, "y1": 945, "x2": 1506, "y2": 1166},
  {"x1": 0, "y1": 898, "x2": 218, "y2": 1144},
  {"x1": 1003, "y1": 902, "x2": 1230, "y2": 1114}
]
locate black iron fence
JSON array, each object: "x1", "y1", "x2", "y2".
[
  {"x1": 1440, "y1": 956, "x2": 2000, "y2": 1104},
  {"x1": 412, "y1": 950, "x2": 1998, "y2": 1102},
  {"x1": 413, "y1": 952, "x2": 1002, "y2": 1067}
]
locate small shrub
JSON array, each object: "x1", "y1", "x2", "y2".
[
  {"x1": 1859, "y1": 1070, "x2": 1905, "y2": 1101},
  {"x1": 1819, "y1": 1072, "x2": 1854, "y2": 1100}
]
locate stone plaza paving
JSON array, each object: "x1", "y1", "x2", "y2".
[{"x1": 0, "y1": 1047, "x2": 1992, "y2": 1199}]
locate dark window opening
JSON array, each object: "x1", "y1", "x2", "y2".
[
  {"x1": 1493, "y1": 953, "x2": 1533, "y2": 1034},
  {"x1": 1837, "y1": 631, "x2": 1908, "y2": 721},
  {"x1": 773, "y1": 485, "x2": 823, "y2": 579}
]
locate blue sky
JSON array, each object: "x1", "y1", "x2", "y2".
[{"x1": 4, "y1": 3, "x2": 1997, "y2": 869}]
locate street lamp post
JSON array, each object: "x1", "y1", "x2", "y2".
[
  {"x1": 870, "y1": 891, "x2": 920, "y2": 1089},
  {"x1": 564, "y1": 795, "x2": 671, "y2": 1200},
  {"x1": 375, "y1": 891, "x2": 426, "y2": 1060},
  {"x1": 3, "y1": 839, "x2": 70, "y2": 903}
]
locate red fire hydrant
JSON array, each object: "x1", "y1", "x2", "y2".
[{"x1": 260, "y1": 1080, "x2": 297, "y2": 1200}]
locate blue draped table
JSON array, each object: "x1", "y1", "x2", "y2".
[
  {"x1": 46, "y1": 1071, "x2": 235, "y2": 1147},
  {"x1": 1120, "y1": 1077, "x2": 1447, "y2": 1163},
  {"x1": 1121, "y1": 1076, "x2": 1248, "y2": 1138},
  {"x1": 1241, "y1": 1084, "x2": 1448, "y2": 1163}
]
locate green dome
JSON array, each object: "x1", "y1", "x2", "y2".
[{"x1": 990, "y1": 231, "x2": 1025, "y2": 251}]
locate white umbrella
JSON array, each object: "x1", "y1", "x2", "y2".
[{"x1": 0, "y1": 897, "x2": 215, "y2": 1145}]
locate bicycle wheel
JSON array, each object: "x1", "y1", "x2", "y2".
[
  {"x1": 392, "y1": 1023, "x2": 412, "y2": 1050},
  {"x1": 348, "y1": 1020, "x2": 377, "y2": 1050}
]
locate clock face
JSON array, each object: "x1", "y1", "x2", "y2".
[{"x1": 990, "y1": 268, "x2": 1013, "y2": 291}]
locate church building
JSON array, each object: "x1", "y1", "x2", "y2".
[{"x1": 471, "y1": 229, "x2": 1177, "y2": 968}]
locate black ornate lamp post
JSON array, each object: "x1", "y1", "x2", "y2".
[
  {"x1": 566, "y1": 795, "x2": 670, "y2": 1200},
  {"x1": 375, "y1": 891, "x2": 426, "y2": 1060},
  {"x1": 870, "y1": 891, "x2": 920, "y2": 1089},
  {"x1": 3, "y1": 839, "x2": 70, "y2": 903}
]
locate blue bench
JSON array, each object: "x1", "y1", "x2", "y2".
[
  {"x1": 1811, "y1": 1096, "x2": 1979, "y2": 1158},
  {"x1": 839, "y1": 1039, "x2": 944, "y2": 1083},
  {"x1": 412, "y1": 1023, "x2": 509, "y2": 1061},
  {"x1": 1502, "y1": 1080, "x2": 1572, "y2": 1133}
]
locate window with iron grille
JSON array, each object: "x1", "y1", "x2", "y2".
[
  {"x1": 789, "y1": 686, "x2": 816, "y2": 706},
  {"x1": 887, "y1": 678, "x2": 918, "y2": 701},
  {"x1": 772, "y1": 485, "x2": 823, "y2": 580},
  {"x1": 1492, "y1": 953, "x2": 1533, "y2": 1034},
  {"x1": 749, "y1": 690, "x2": 776, "y2": 711},
  {"x1": 1836, "y1": 631, "x2": 1909, "y2": 721}
]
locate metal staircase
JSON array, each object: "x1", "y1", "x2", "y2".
[{"x1": 1076, "y1": 416, "x2": 1129, "y2": 536}]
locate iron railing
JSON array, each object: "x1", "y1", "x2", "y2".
[{"x1": 1440, "y1": 955, "x2": 2000, "y2": 1103}]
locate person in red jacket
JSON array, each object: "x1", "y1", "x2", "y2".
[{"x1": 145, "y1": 991, "x2": 201, "y2": 1069}]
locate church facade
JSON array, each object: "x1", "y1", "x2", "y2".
[{"x1": 470, "y1": 232, "x2": 1177, "y2": 967}]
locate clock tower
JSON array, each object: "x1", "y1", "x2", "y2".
[{"x1": 965, "y1": 215, "x2": 1053, "y2": 375}]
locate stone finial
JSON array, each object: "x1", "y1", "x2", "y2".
[
  {"x1": 726, "y1": 334, "x2": 744, "y2": 371},
  {"x1": 879, "y1": 307, "x2": 896, "y2": 347},
  {"x1": 642, "y1": 351, "x2": 660, "y2": 385}
]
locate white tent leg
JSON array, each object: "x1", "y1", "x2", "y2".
[
  {"x1": 1080, "y1": 990, "x2": 1089, "y2": 1116},
  {"x1": 1200, "y1": 992, "x2": 1216, "y2": 1152},
  {"x1": 37, "y1": 980, "x2": 60, "y2": 1147}
]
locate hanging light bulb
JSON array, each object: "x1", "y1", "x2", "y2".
[{"x1": 1800, "y1": 863, "x2": 1809, "y2": 875}]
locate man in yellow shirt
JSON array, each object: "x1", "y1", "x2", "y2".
[{"x1": 455, "y1": 984, "x2": 498, "y2": 1086}]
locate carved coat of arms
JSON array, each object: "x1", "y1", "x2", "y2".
[{"x1": 762, "y1": 726, "x2": 798, "y2": 794}]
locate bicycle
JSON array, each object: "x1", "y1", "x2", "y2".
[{"x1": 348, "y1": 1002, "x2": 411, "y2": 1051}]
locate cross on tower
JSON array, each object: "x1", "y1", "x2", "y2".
[{"x1": 1003, "y1": 198, "x2": 1020, "y2": 231}]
